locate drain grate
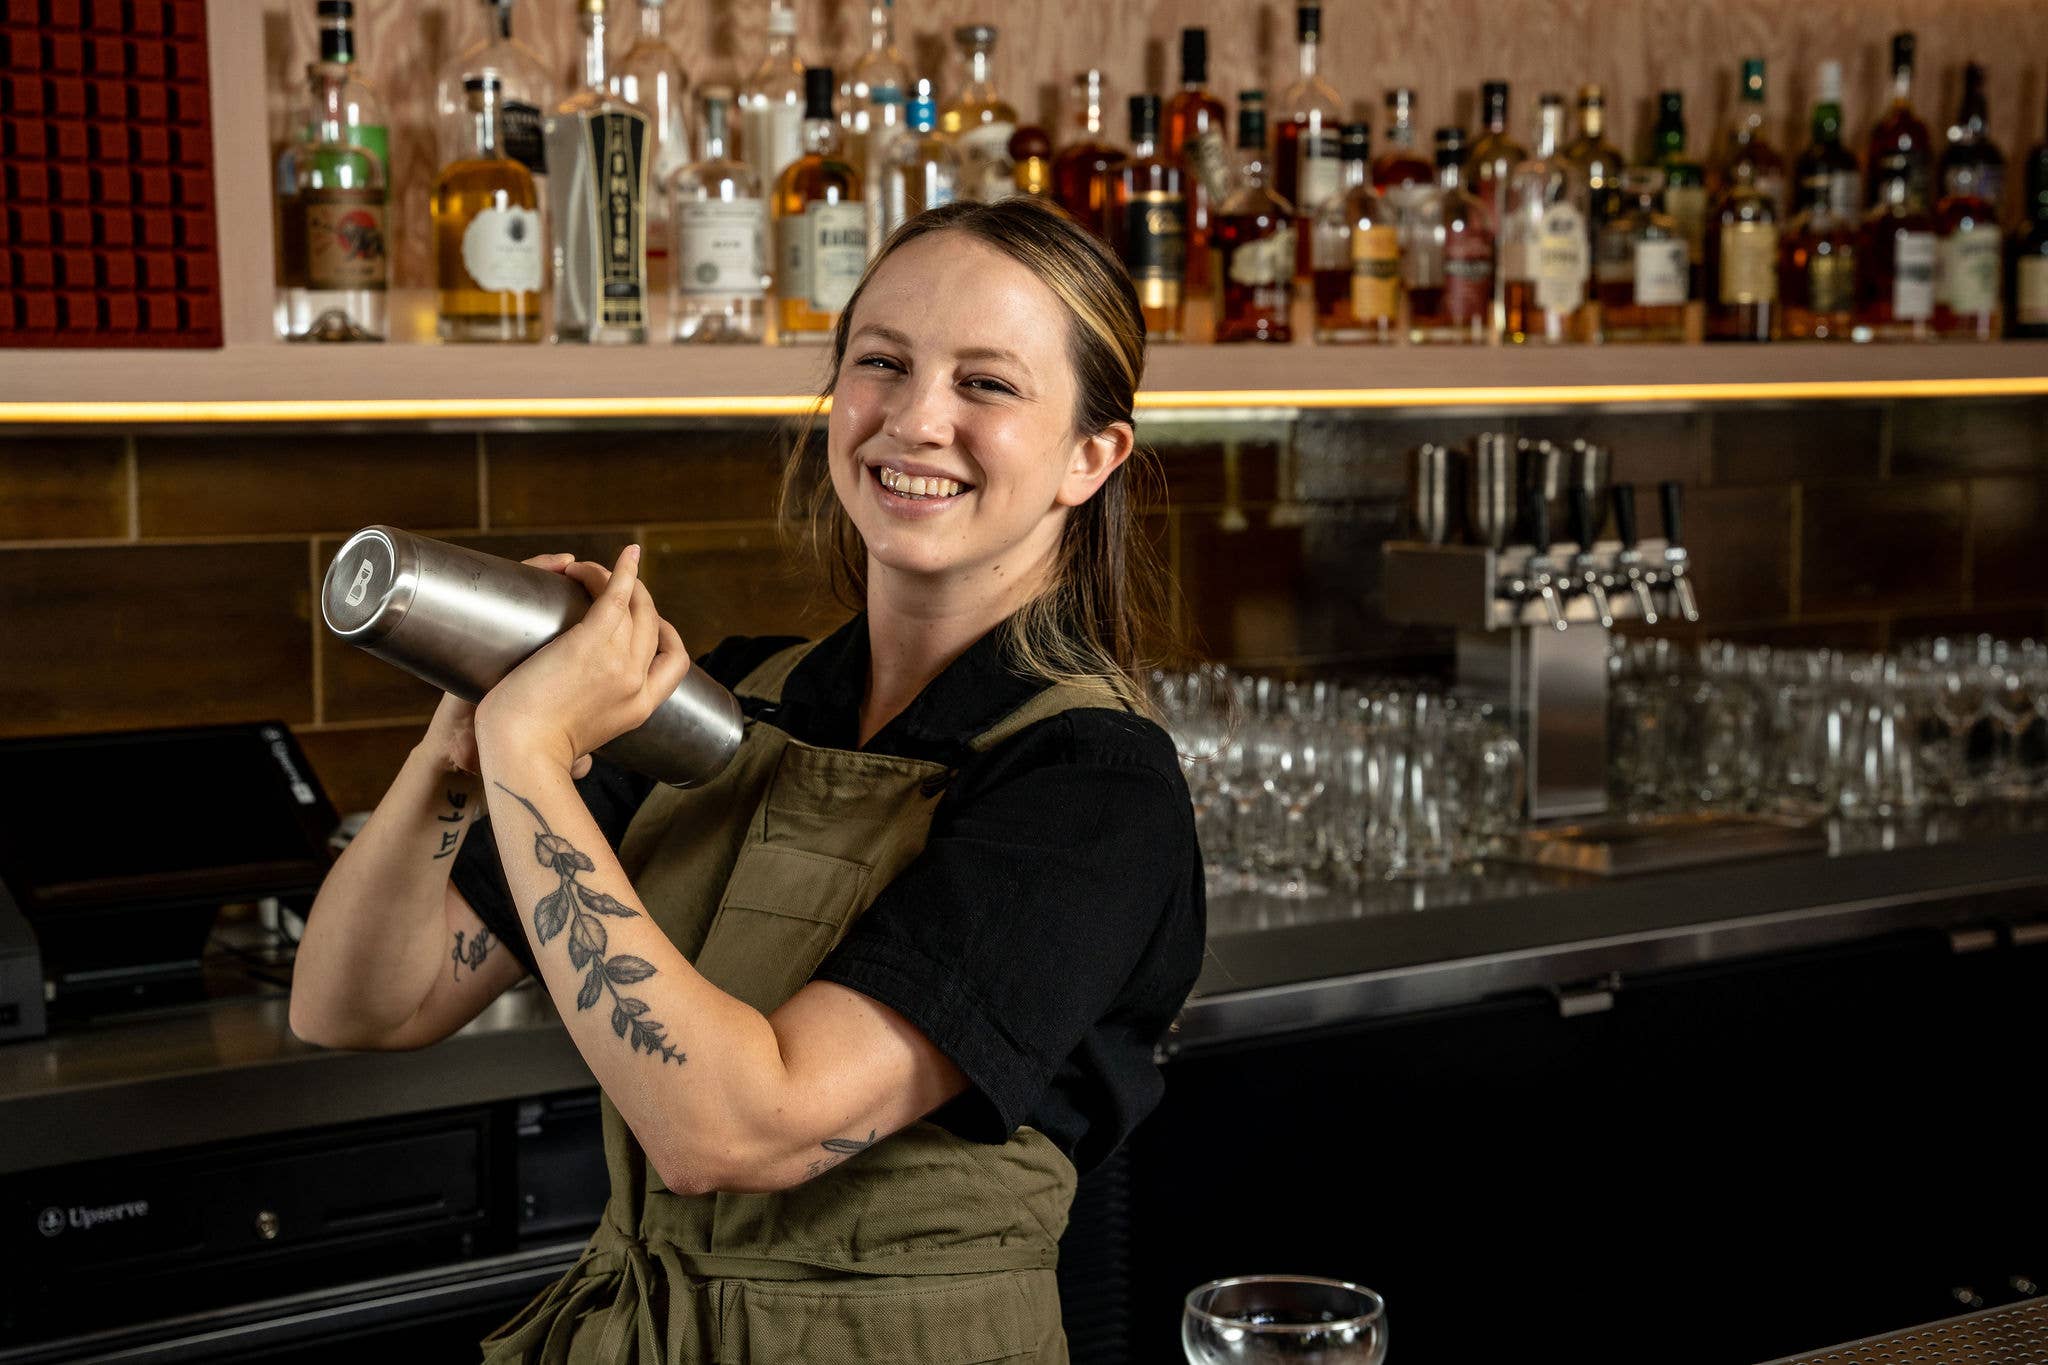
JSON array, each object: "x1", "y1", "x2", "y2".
[{"x1": 1762, "y1": 1299, "x2": 2048, "y2": 1364}]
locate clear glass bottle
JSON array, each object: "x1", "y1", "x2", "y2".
[
  {"x1": 1939, "y1": 62, "x2": 2005, "y2": 213},
  {"x1": 434, "y1": 0, "x2": 551, "y2": 181},
  {"x1": 860, "y1": 81, "x2": 906, "y2": 254},
  {"x1": 1594, "y1": 167, "x2": 1687, "y2": 343},
  {"x1": 1794, "y1": 61, "x2": 1862, "y2": 220},
  {"x1": 275, "y1": 0, "x2": 388, "y2": 339},
  {"x1": 1866, "y1": 31, "x2": 1932, "y2": 211},
  {"x1": 1713, "y1": 59, "x2": 1788, "y2": 221},
  {"x1": 1934, "y1": 174, "x2": 2003, "y2": 340},
  {"x1": 841, "y1": 0, "x2": 910, "y2": 139},
  {"x1": 1315, "y1": 124, "x2": 1399, "y2": 343},
  {"x1": 740, "y1": 0, "x2": 805, "y2": 205},
  {"x1": 545, "y1": 0, "x2": 650, "y2": 344},
  {"x1": 1856, "y1": 171, "x2": 1938, "y2": 341},
  {"x1": 880, "y1": 78, "x2": 960, "y2": 241},
  {"x1": 1563, "y1": 85, "x2": 1624, "y2": 236},
  {"x1": 1213, "y1": 91, "x2": 1294, "y2": 343},
  {"x1": 1106, "y1": 94, "x2": 1186, "y2": 342},
  {"x1": 1409, "y1": 126, "x2": 1492, "y2": 345},
  {"x1": 1704, "y1": 154, "x2": 1779, "y2": 342},
  {"x1": 1501, "y1": 93, "x2": 1589, "y2": 345},
  {"x1": 2009, "y1": 119, "x2": 2048, "y2": 339},
  {"x1": 1165, "y1": 27, "x2": 1230, "y2": 297},
  {"x1": 939, "y1": 25, "x2": 1019, "y2": 203},
  {"x1": 285, "y1": 59, "x2": 388, "y2": 342},
  {"x1": 669, "y1": 87, "x2": 767, "y2": 343},
  {"x1": 1275, "y1": 2, "x2": 1343, "y2": 274},
  {"x1": 1652, "y1": 91, "x2": 1709, "y2": 293},
  {"x1": 610, "y1": 0, "x2": 691, "y2": 298},
  {"x1": 434, "y1": 74, "x2": 543, "y2": 342},
  {"x1": 1780, "y1": 103, "x2": 1860, "y2": 343},
  {"x1": 1051, "y1": 70, "x2": 1122, "y2": 237},
  {"x1": 774, "y1": 67, "x2": 865, "y2": 345}
]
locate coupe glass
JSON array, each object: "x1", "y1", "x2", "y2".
[{"x1": 1183, "y1": 1275, "x2": 1388, "y2": 1364}]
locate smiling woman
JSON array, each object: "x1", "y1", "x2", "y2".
[{"x1": 291, "y1": 198, "x2": 1206, "y2": 1365}]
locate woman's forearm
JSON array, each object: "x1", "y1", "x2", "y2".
[{"x1": 289, "y1": 742, "x2": 489, "y2": 1046}]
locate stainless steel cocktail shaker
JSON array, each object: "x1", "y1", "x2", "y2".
[{"x1": 320, "y1": 527, "x2": 744, "y2": 788}]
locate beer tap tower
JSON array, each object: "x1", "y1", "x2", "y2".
[{"x1": 1382, "y1": 437, "x2": 1700, "y2": 822}]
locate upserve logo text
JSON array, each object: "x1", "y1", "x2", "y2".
[{"x1": 37, "y1": 1199, "x2": 150, "y2": 1237}]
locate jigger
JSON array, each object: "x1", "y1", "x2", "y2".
[{"x1": 1466, "y1": 433, "x2": 1516, "y2": 550}]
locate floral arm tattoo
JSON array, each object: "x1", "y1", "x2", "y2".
[{"x1": 494, "y1": 781, "x2": 686, "y2": 1066}]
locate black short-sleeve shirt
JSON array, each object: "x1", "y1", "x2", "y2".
[{"x1": 454, "y1": 615, "x2": 1206, "y2": 1173}]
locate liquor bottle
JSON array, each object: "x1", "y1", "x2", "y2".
[
  {"x1": 1106, "y1": 94, "x2": 1187, "y2": 342},
  {"x1": 283, "y1": 56, "x2": 388, "y2": 342},
  {"x1": 1938, "y1": 62, "x2": 2006, "y2": 213},
  {"x1": 1213, "y1": 92, "x2": 1294, "y2": 343},
  {"x1": 1408, "y1": 127, "x2": 1493, "y2": 345},
  {"x1": 1501, "y1": 93, "x2": 1590, "y2": 345},
  {"x1": 774, "y1": 67, "x2": 864, "y2": 345},
  {"x1": 669, "y1": 87, "x2": 768, "y2": 343},
  {"x1": 940, "y1": 25, "x2": 1019, "y2": 202},
  {"x1": 2008, "y1": 123, "x2": 2048, "y2": 338},
  {"x1": 1712, "y1": 59, "x2": 1787, "y2": 220},
  {"x1": 1465, "y1": 80, "x2": 1525, "y2": 232},
  {"x1": 879, "y1": 79, "x2": 959, "y2": 239},
  {"x1": 1165, "y1": 28, "x2": 1230, "y2": 295},
  {"x1": 1866, "y1": 31, "x2": 1932, "y2": 211},
  {"x1": 1051, "y1": 70, "x2": 1123, "y2": 236},
  {"x1": 1856, "y1": 170, "x2": 1938, "y2": 341},
  {"x1": 1794, "y1": 61, "x2": 1862, "y2": 220},
  {"x1": 1779, "y1": 95, "x2": 1860, "y2": 343},
  {"x1": 434, "y1": 0, "x2": 551, "y2": 180},
  {"x1": 275, "y1": 0, "x2": 388, "y2": 339},
  {"x1": 1651, "y1": 91, "x2": 1709, "y2": 290},
  {"x1": 1372, "y1": 89, "x2": 1431, "y2": 200},
  {"x1": 546, "y1": 0, "x2": 650, "y2": 344},
  {"x1": 740, "y1": 0, "x2": 805, "y2": 203},
  {"x1": 610, "y1": 0, "x2": 691, "y2": 298},
  {"x1": 1933, "y1": 166, "x2": 2003, "y2": 340},
  {"x1": 433, "y1": 74, "x2": 543, "y2": 342},
  {"x1": 1276, "y1": 2, "x2": 1343, "y2": 274},
  {"x1": 1563, "y1": 85, "x2": 1625, "y2": 236},
  {"x1": 860, "y1": 82, "x2": 905, "y2": 253},
  {"x1": 1704, "y1": 150, "x2": 1779, "y2": 342},
  {"x1": 1594, "y1": 168, "x2": 1687, "y2": 343},
  {"x1": 1008, "y1": 126, "x2": 1055, "y2": 200},
  {"x1": 841, "y1": 0, "x2": 910, "y2": 139},
  {"x1": 1316, "y1": 124, "x2": 1398, "y2": 344}
]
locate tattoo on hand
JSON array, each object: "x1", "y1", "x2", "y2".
[
  {"x1": 451, "y1": 927, "x2": 495, "y2": 980},
  {"x1": 803, "y1": 1129, "x2": 878, "y2": 1181},
  {"x1": 431, "y1": 788, "x2": 469, "y2": 861},
  {"x1": 494, "y1": 782, "x2": 685, "y2": 1066}
]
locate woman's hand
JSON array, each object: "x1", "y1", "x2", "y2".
[{"x1": 472, "y1": 545, "x2": 692, "y2": 778}]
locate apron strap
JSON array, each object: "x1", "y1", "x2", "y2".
[
  {"x1": 968, "y1": 678, "x2": 1134, "y2": 754},
  {"x1": 732, "y1": 639, "x2": 824, "y2": 704}
]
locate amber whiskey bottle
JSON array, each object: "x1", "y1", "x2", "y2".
[
  {"x1": 433, "y1": 73, "x2": 544, "y2": 342},
  {"x1": 1865, "y1": 32, "x2": 1933, "y2": 211},
  {"x1": 774, "y1": 67, "x2": 865, "y2": 344},
  {"x1": 1051, "y1": 70, "x2": 1122, "y2": 238},
  {"x1": 2009, "y1": 123, "x2": 2048, "y2": 338},
  {"x1": 1106, "y1": 95, "x2": 1186, "y2": 342},
  {"x1": 1214, "y1": 93, "x2": 1295, "y2": 343},
  {"x1": 1704, "y1": 167, "x2": 1780, "y2": 342},
  {"x1": 1165, "y1": 28, "x2": 1229, "y2": 295}
]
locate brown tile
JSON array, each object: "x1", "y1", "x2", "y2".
[
  {"x1": 1513, "y1": 411, "x2": 1708, "y2": 491},
  {"x1": 1800, "y1": 480, "x2": 1968, "y2": 616},
  {"x1": 0, "y1": 437, "x2": 128, "y2": 540},
  {"x1": 135, "y1": 433, "x2": 478, "y2": 537},
  {"x1": 486, "y1": 425, "x2": 789, "y2": 527},
  {"x1": 1152, "y1": 434, "x2": 1284, "y2": 508},
  {"x1": 639, "y1": 524, "x2": 849, "y2": 654},
  {"x1": 1684, "y1": 485, "x2": 1795, "y2": 626},
  {"x1": 1893, "y1": 399, "x2": 2047, "y2": 476},
  {"x1": 1708, "y1": 405, "x2": 1883, "y2": 485},
  {"x1": 0, "y1": 542, "x2": 313, "y2": 735},
  {"x1": 316, "y1": 531, "x2": 633, "y2": 723},
  {"x1": 294, "y1": 723, "x2": 420, "y2": 816},
  {"x1": 1968, "y1": 476, "x2": 2048, "y2": 607}
]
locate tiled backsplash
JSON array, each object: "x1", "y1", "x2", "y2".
[{"x1": 3, "y1": 397, "x2": 2042, "y2": 814}]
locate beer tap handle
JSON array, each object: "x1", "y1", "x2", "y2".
[
  {"x1": 1657, "y1": 480, "x2": 1699, "y2": 622},
  {"x1": 1659, "y1": 480, "x2": 1684, "y2": 548},
  {"x1": 1611, "y1": 483, "x2": 1638, "y2": 550},
  {"x1": 1523, "y1": 484, "x2": 1550, "y2": 553},
  {"x1": 1570, "y1": 487, "x2": 1613, "y2": 628},
  {"x1": 1672, "y1": 574, "x2": 1701, "y2": 623},
  {"x1": 1521, "y1": 487, "x2": 1566, "y2": 631},
  {"x1": 1568, "y1": 484, "x2": 1594, "y2": 552}
]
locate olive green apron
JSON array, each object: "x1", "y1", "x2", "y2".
[{"x1": 481, "y1": 641, "x2": 1126, "y2": 1365}]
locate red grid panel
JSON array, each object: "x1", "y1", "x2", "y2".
[{"x1": 0, "y1": 1, "x2": 219, "y2": 346}]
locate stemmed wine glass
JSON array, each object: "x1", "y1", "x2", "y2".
[{"x1": 1183, "y1": 1276, "x2": 1388, "y2": 1364}]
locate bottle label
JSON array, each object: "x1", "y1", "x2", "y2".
[
  {"x1": 1188, "y1": 127, "x2": 1234, "y2": 206},
  {"x1": 586, "y1": 110, "x2": 648, "y2": 326},
  {"x1": 803, "y1": 199, "x2": 867, "y2": 311},
  {"x1": 1716, "y1": 220, "x2": 1777, "y2": 305},
  {"x1": 460, "y1": 204, "x2": 543, "y2": 293},
  {"x1": 1295, "y1": 142, "x2": 1341, "y2": 215},
  {"x1": 1443, "y1": 243, "x2": 1492, "y2": 323},
  {"x1": 745, "y1": 101, "x2": 805, "y2": 194},
  {"x1": 1825, "y1": 170, "x2": 1859, "y2": 218},
  {"x1": 679, "y1": 199, "x2": 766, "y2": 297},
  {"x1": 1534, "y1": 203, "x2": 1588, "y2": 311},
  {"x1": 1938, "y1": 223, "x2": 2002, "y2": 315},
  {"x1": 1807, "y1": 245, "x2": 1855, "y2": 313},
  {"x1": 1123, "y1": 190, "x2": 1187, "y2": 309},
  {"x1": 1891, "y1": 229, "x2": 1937, "y2": 321},
  {"x1": 1634, "y1": 238, "x2": 1689, "y2": 306},
  {"x1": 1662, "y1": 182, "x2": 1708, "y2": 258},
  {"x1": 955, "y1": 121, "x2": 1017, "y2": 201},
  {"x1": 1227, "y1": 228, "x2": 1294, "y2": 287},
  {"x1": 502, "y1": 100, "x2": 547, "y2": 176},
  {"x1": 2019, "y1": 256, "x2": 2048, "y2": 325},
  {"x1": 303, "y1": 189, "x2": 387, "y2": 290},
  {"x1": 1349, "y1": 223, "x2": 1400, "y2": 321}
]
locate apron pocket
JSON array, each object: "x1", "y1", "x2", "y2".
[
  {"x1": 694, "y1": 845, "x2": 872, "y2": 1017},
  {"x1": 725, "y1": 1270, "x2": 1060, "y2": 1365}
]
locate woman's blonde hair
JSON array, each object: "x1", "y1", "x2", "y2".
[{"x1": 777, "y1": 198, "x2": 1179, "y2": 714}]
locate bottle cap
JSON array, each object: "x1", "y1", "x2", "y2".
[
  {"x1": 803, "y1": 66, "x2": 835, "y2": 120},
  {"x1": 1128, "y1": 93, "x2": 1161, "y2": 142},
  {"x1": 1181, "y1": 28, "x2": 1208, "y2": 84},
  {"x1": 1741, "y1": 58, "x2": 1766, "y2": 102},
  {"x1": 1891, "y1": 31, "x2": 1914, "y2": 71},
  {"x1": 767, "y1": 2, "x2": 796, "y2": 36},
  {"x1": 1434, "y1": 125, "x2": 1464, "y2": 151},
  {"x1": 954, "y1": 23, "x2": 997, "y2": 46},
  {"x1": 1816, "y1": 60, "x2": 1842, "y2": 103},
  {"x1": 462, "y1": 73, "x2": 503, "y2": 93},
  {"x1": 871, "y1": 83, "x2": 904, "y2": 106},
  {"x1": 1340, "y1": 122, "x2": 1371, "y2": 160},
  {"x1": 1296, "y1": 4, "x2": 1320, "y2": 42},
  {"x1": 1236, "y1": 89, "x2": 1265, "y2": 149},
  {"x1": 1578, "y1": 84, "x2": 1604, "y2": 106},
  {"x1": 316, "y1": 0, "x2": 353, "y2": 16}
]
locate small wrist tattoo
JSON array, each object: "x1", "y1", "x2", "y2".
[
  {"x1": 431, "y1": 788, "x2": 470, "y2": 861},
  {"x1": 451, "y1": 927, "x2": 495, "y2": 980}
]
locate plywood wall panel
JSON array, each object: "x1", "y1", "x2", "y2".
[{"x1": 255, "y1": 0, "x2": 2048, "y2": 287}]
